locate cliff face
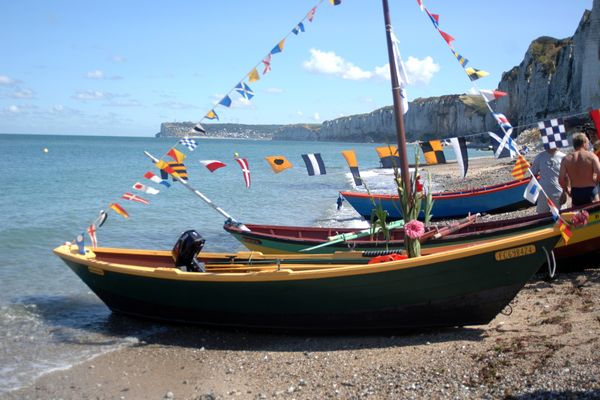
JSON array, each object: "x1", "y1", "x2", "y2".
[
  {"x1": 305, "y1": 95, "x2": 494, "y2": 143},
  {"x1": 313, "y1": 0, "x2": 599, "y2": 142}
]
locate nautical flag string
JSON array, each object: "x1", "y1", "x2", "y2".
[
  {"x1": 558, "y1": 220, "x2": 572, "y2": 243},
  {"x1": 511, "y1": 155, "x2": 531, "y2": 180},
  {"x1": 449, "y1": 137, "x2": 469, "y2": 178},
  {"x1": 301, "y1": 153, "x2": 327, "y2": 176},
  {"x1": 235, "y1": 157, "x2": 251, "y2": 188},
  {"x1": 200, "y1": 160, "x2": 227, "y2": 172},
  {"x1": 523, "y1": 177, "x2": 541, "y2": 204},
  {"x1": 110, "y1": 203, "x2": 129, "y2": 219},
  {"x1": 144, "y1": 171, "x2": 171, "y2": 187},
  {"x1": 178, "y1": 137, "x2": 197, "y2": 151},
  {"x1": 341, "y1": 150, "x2": 362, "y2": 186},
  {"x1": 489, "y1": 131, "x2": 517, "y2": 159},
  {"x1": 86, "y1": 224, "x2": 98, "y2": 248},
  {"x1": 75, "y1": 233, "x2": 86, "y2": 255},
  {"x1": 538, "y1": 118, "x2": 568, "y2": 150},
  {"x1": 167, "y1": 148, "x2": 186, "y2": 163},
  {"x1": 133, "y1": 182, "x2": 160, "y2": 195},
  {"x1": 121, "y1": 192, "x2": 150, "y2": 205},
  {"x1": 265, "y1": 156, "x2": 293, "y2": 174}
]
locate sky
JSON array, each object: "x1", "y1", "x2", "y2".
[{"x1": 0, "y1": 0, "x2": 593, "y2": 137}]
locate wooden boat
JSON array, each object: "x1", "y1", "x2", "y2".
[
  {"x1": 224, "y1": 204, "x2": 600, "y2": 261},
  {"x1": 53, "y1": 228, "x2": 560, "y2": 330},
  {"x1": 340, "y1": 178, "x2": 532, "y2": 220}
]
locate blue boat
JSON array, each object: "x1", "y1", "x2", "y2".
[{"x1": 341, "y1": 178, "x2": 532, "y2": 220}]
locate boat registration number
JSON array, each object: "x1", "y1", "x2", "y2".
[{"x1": 494, "y1": 245, "x2": 536, "y2": 261}]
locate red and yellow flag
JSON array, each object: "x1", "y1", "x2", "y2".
[
  {"x1": 167, "y1": 148, "x2": 186, "y2": 164},
  {"x1": 511, "y1": 155, "x2": 530, "y2": 180},
  {"x1": 558, "y1": 220, "x2": 572, "y2": 244},
  {"x1": 110, "y1": 203, "x2": 129, "y2": 219}
]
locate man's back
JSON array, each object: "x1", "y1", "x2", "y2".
[{"x1": 561, "y1": 150, "x2": 599, "y2": 187}]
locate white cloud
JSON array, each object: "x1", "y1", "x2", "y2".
[
  {"x1": 7, "y1": 105, "x2": 20, "y2": 113},
  {"x1": 313, "y1": 112, "x2": 321, "y2": 121},
  {"x1": 85, "y1": 70, "x2": 122, "y2": 80},
  {"x1": 303, "y1": 49, "x2": 440, "y2": 85},
  {"x1": 302, "y1": 49, "x2": 372, "y2": 81},
  {"x1": 86, "y1": 70, "x2": 105, "y2": 79},
  {"x1": 53, "y1": 105, "x2": 64, "y2": 112},
  {"x1": 73, "y1": 90, "x2": 107, "y2": 101},
  {"x1": 112, "y1": 55, "x2": 126, "y2": 63},
  {"x1": 11, "y1": 88, "x2": 35, "y2": 99},
  {"x1": 0, "y1": 75, "x2": 16, "y2": 85},
  {"x1": 404, "y1": 56, "x2": 440, "y2": 85},
  {"x1": 296, "y1": 110, "x2": 304, "y2": 117}
]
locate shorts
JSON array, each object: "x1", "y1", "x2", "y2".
[{"x1": 571, "y1": 186, "x2": 598, "y2": 206}]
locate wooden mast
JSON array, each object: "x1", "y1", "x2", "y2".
[{"x1": 381, "y1": 0, "x2": 412, "y2": 204}]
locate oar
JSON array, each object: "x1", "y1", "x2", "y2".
[
  {"x1": 144, "y1": 151, "x2": 250, "y2": 232},
  {"x1": 423, "y1": 213, "x2": 480, "y2": 242},
  {"x1": 300, "y1": 219, "x2": 405, "y2": 252}
]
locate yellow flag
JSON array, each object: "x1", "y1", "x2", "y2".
[
  {"x1": 248, "y1": 68, "x2": 260, "y2": 83},
  {"x1": 265, "y1": 156, "x2": 292, "y2": 173}
]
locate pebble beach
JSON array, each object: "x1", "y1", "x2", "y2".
[{"x1": 3, "y1": 153, "x2": 600, "y2": 400}]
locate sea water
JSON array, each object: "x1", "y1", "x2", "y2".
[{"x1": 0, "y1": 133, "x2": 488, "y2": 393}]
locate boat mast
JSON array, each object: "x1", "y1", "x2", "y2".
[{"x1": 381, "y1": 0, "x2": 412, "y2": 204}]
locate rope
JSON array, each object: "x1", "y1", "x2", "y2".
[{"x1": 543, "y1": 246, "x2": 557, "y2": 279}]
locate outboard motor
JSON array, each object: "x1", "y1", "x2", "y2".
[{"x1": 172, "y1": 230, "x2": 206, "y2": 272}]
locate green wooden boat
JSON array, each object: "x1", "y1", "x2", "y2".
[{"x1": 53, "y1": 227, "x2": 560, "y2": 331}]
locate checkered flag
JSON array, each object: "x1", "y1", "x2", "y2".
[
  {"x1": 538, "y1": 118, "x2": 568, "y2": 150},
  {"x1": 179, "y1": 137, "x2": 197, "y2": 151}
]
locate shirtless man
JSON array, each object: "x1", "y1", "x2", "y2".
[{"x1": 559, "y1": 133, "x2": 600, "y2": 206}]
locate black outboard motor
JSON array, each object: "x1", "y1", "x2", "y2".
[{"x1": 172, "y1": 230, "x2": 206, "y2": 272}]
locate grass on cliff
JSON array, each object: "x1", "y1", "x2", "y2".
[
  {"x1": 529, "y1": 36, "x2": 572, "y2": 74},
  {"x1": 458, "y1": 95, "x2": 488, "y2": 115}
]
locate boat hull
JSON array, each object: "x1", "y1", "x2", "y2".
[
  {"x1": 341, "y1": 178, "x2": 532, "y2": 220},
  {"x1": 54, "y1": 230, "x2": 560, "y2": 331}
]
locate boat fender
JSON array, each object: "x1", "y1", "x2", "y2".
[
  {"x1": 368, "y1": 253, "x2": 408, "y2": 264},
  {"x1": 172, "y1": 230, "x2": 206, "y2": 272}
]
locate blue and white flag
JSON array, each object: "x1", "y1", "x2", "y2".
[
  {"x1": 219, "y1": 95, "x2": 232, "y2": 108},
  {"x1": 523, "y1": 177, "x2": 541, "y2": 204},
  {"x1": 489, "y1": 131, "x2": 517, "y2": 159},
  {"x1": 302, "y1": 153, "x2": 326, "y2": 176},
  {"x1": 76, "y1": 233, "x2": 86, "y2": 255},
  {"x1": 235, "y1": 82, "x2": 254, "y2": 100},
  {"x1": 179, "y1": 137, "x2": 197, "y2": 151},
  {"x1": 292, "y1": 22, "x2": 305, "y2": 35}
]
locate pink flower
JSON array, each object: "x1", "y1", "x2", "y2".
[
  {"x1": 404, "y1": 219, "x2": 425, "y2": 239},
  {"x1": 571, "y1": 210, "x2": 589, "y2": 227}
]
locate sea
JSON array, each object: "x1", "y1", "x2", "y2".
[{"x1": 0, "y1": 133, "x2": 490, "y2": 393}]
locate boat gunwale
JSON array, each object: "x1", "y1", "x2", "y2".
[
  {"x1": 340, "y1": 177, "x2": 530, "y2": 201},
  {"x1": 53, "y1": 227, "x2": 560, "y2": 282}
]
